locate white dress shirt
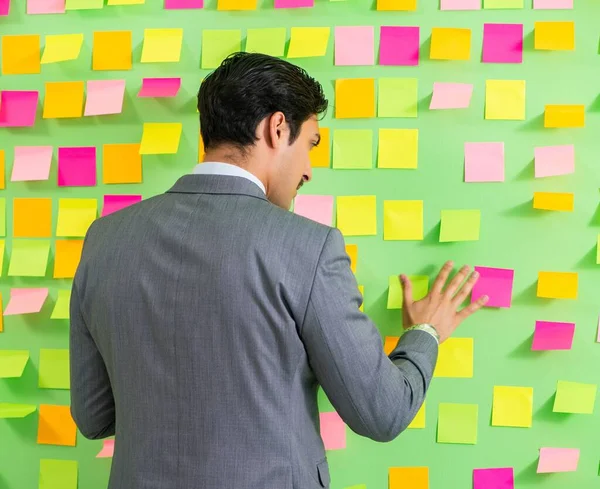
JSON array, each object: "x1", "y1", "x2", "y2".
[{"x1": 193, "y1": 162, "x2": 266, "y2": 195}]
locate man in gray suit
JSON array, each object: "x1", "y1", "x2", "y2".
[{"x1": 70, "y1": 53, "x2": 488, "y2": 489}]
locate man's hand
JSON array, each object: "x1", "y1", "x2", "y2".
[{"x1": 399, "y1": 261, "x2": 488, "y2": 343}]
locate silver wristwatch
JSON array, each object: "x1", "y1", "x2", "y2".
[{"x1": 404, "y1": 323, "x2": 440, "y2": 344}]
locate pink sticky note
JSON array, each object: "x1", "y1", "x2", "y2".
[
  {"x1": 97, "y1": 439, "x2": 115, "y2": 458},
  {"x1": 84, "y1": 80, "x2": 126, "y2": 116},
  {"x1": 164, "y1": 0, "x2": 203, "y2": 8},
  {"x1": 537, "y1": 448, "x2": 580, "y2": 473},
  {"x1": 0, "y1": 91, "x2": 39, "y2": 128},
  {"x1": 335, "y1": 27, "x2": 374, "y2": 66},
  {"x1": 471, "y1": 266, "x2": 514, "y2": 308},
  {"x1": 430, "y1": 82, "x2": 473, "y2": 109},
  {"x1": 319, "y1": 412, "x2": 346, "y2": 450},
  {"x1": 379, "y1": 26, "x2": 420, "y2": 66},
  {"x1": 532, "y1": 321, "x2": 575, "y2": 351},
  {"x1": 473, "y1": 468, "x2": 514, "y2": 489},
  {"x1": 4, "y1": 288, "x2": 49, "y2": 315},
  {"x1": 102, "y1": 195, "x2": 142, "y2": 217},
  {"x1": 294, "y1": 195, "x2": 334, "y2": 226},
  {"x1": 533, "y1": 0, "x2": 572, "y2": 8},
  {"x1": 275, "y1": 0, "x2": 313, "y2": 7},
  {"x1": 534, "y1": 145, "x2": 574, "y2": 178},
  {"x1": 483, "y1": 23, "x2": 523, "y2": 64},
  {"x1": 58, "y1": 147, "x2": 97, "y2": 187},
  {"x1": 464, "y1": 142, "x2": 505, "y2": 183},
  {"x1": 11, "y1": 146, "x2": 53, "y2": 182},
  {"x1": 0, "y1": 0, "x2": 10, "y2": 16},
  {"x1": 441, "y1": 0, "x2": 481, "y2": 9},
  {"x1": 27, "y1": 0, "x2": 65, "y2": 13},
  {"x1": 138, "y1": 78, "x2": 181, "y2": 98}
]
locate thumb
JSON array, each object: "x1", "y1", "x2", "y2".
[{"x1": 399, "y1": 274, "x2": 414, "y2": 308}]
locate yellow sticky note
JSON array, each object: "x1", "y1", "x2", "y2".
[
  {"x1": 41, "y1": 34, "x2": 84, "y2": 64},
  {"x1": 537, "y1": 271, "x2": 578, "y2": 299},
  {"x1": 218, "y1": 0, "x2": 256, "y2": 9},
  {"x1": 0, "y1": 292, "x2": 3, "y2": 332},
  {"x1": 389, "y1": 467, "x2": 428, "y2": 489},
  {"x1": 345, "y1": 243, "x2": 358, "y2": 274},
  {"x1": 485, "y1": 80, "x2": 526, "y2": 120},
  {"x1": 287, "y1": 27, "x2": 330, "y2": 58},
  {"x1": 434, "y1": 337, "x2": 473, "y2": 378},
  {"x1": 408, "y1": 403, "x2": 426, "y2": 429},
  {"x1": 198, "y1": 133, "x2": 205, "y2": 163},
  {"x1": 544, "y1": 105, "x2": 585, "y2": 128},
  {"x1": 93, "y1": 31, "x2": 132, "y2": 71},
  {"x1": 378, "y1": 129, "x2": 418, "y2": 169},
  {"x1": 533, "y1": 192, "x2": 574, "y2": 212},
  {"x1": 336, "y1": 196, "x2": 377, "y2": 237},
  {"x1": 108, "y1": 0, "x2": 145, "y2": 3},
  {"x1": 335, "y1": 79, "x2": 375, "y2": 119},
  {"x1": 358, "y1": 285, "x2": 364, "y2": 312},
  {"x1": 54, "y1": 240, "x2": 84, "y2": 279},
  {"x1": 0, "y1": 150, "x2": 5, "y2": 190},
  {"x1": 310, "y1": 127, "x2": 330, "y2": 168},
  {"x1": 37, "y1": 404, "x2": 77, "y2": 446},
  {"x1": 430, "y1": 28, "x2": 471, "y2": 60},
  {"x1": 492, "y1": 386, "x2": 533, "y2": 427},
  {"x1": 377, "y1": 0, "x2": 416, "y2": 10},
  {"x1": 1, "y1": 34, "x2": 41, "y2": 75},
  {"x1": 56, "y1": 199, "x2": 97, "y2": 237},
  {"x1": 384, "y1": 200, "x2": 423, "y2": 240},
  {"x1": 0, "y1": 242, "x2": 4, "y2": 279},
  {"x1": 13, "y1": 198, "x2": 52, "y2": 238},
  {"x1": 140, "y1": 123, "x2": 182, "y2": 155},
  {"x1": 535, "y1": 21, "x2": 575, "y2": 50},
  {"x1": 43, "y1": 81, "x2": 84, "y2": 119},
  {"x1": 103, "y1": 143, "x2": 142, "y2": 184},
  {"x1": 141, "y1": 28, "x2": 183, "y2": 63}
]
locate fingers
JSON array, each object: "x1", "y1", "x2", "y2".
[
  {"x1": 443, "y1": 265, "x2": 471, "y2": 298},
  {"x1": 451, "y1": 269, "x2": 480, "y2": 306},
  {"x1": 431, "y1": 261, "x2": 454, "y2": 296},
  {"x1": 399, "y1": 274, "x2": 414, "y2": 308},
  {"x1": 457, "y1": 295, "x2": 488, "y2": 321}
]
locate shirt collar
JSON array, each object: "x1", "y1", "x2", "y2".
[{"x1": 192, "y1": 162, "x2": 266, "y2": 195}]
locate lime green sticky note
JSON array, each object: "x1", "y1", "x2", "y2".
[
  {"x1": 0, "y1": 403, "x2": 37, "y2": 418},
  {"x1": 287, "y1": 27, "x2": 330, "y2": 58},
  {"x1": 484, "y1": 0, "x2": 523, "y2": 7},
  {"x1": 597, "y1": 235, "x2": 600, "y2": 265},
  {"x1": 553, "y1": 380, "x2": 597, "y2": 414},
  {"x1": 344, "y1": 486, "x2": 367, "y2": 489},
  {"x1": 485, "y1": 80, "x2": 526, "y2": 121},
  {"x1": 40, "y1": 459, "x2": 78, "y2": 489},
  {"x1": 387, "y1": 275, "x2": 429, "y2": 309},
  {"x1": 0, "y1": 198, "x2": 6, "y2": 236},
  {"x1": 440, "y1": 210, "x2": 481, "y2": 242},
  {"x1": 56, "y1": 199, "x2": 98, "y2": 237},
  {"x1": 0, "y1": 240, "x2": 5, "y2": 275},
  {"x1": 333, "y1": 130, "x2": 373, "y2": 169},
  {"x1": 437, "y1": 403, "x2": 478, "y2": 444},
  {"x1": 51, "y1": 290, "x2": 72, "y2": 320},
  {"x1": 39, "y1": 349, "x2": 70, "y2": 390},
  {"x1": 202, "y1": 30, "x2": 242, "y2": 69},
  {"x1": 336, "y1": 196, "x2": 377, "y2": 236},
  {"x1": 378, "y1": 78, "x2": 418, "y2": 118},
  {"x1": 246, "y1": 28, "x2": 286, "y2": 57},
  {"x1": 65, "y1": 0, "x2": 103, "y2": 9},
  {"x1": 0, "y1": 350, "x2": 30, "y2": 378},
  {"x1": 8, "y1": 239, "x2": 50, "y2": 277},
  {"x1": 378, "y1": 129, "x2": 418, "y2": 169}
]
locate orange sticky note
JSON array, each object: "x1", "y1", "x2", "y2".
[
  {"x1": 218, "y1": 0, "x2": 257, "y2": 9},
  {"x1": 537, "y1": 271, "x2": 578, "y2": 299},
  {"x1": 1, "y1": 35, "x2": 41, "y2": 75},
  {"x1": 544, "y1": 105, "x2": 584, "y2": 128},
  {"x1": 43, "y1": 81, "x2": 85, "y2": 119},
  {"x1": 0, "y1": 150, "x2": 5, "y2": 189},
  {"x1": 389, "y1": 467, "x2": 428, "y2": 489},
  {"x1": 533, "y1": 192, "x2": 574, "y2": 212},
  {"x1": 37, "y1": 404, "x2": 77, "y2": 446},
  {"x1": 345, "y1": 243, "x2": 358, "y2": 273},
  {"x1": 54, "y1": 240, "x2": 84, "y2": 279},
  {"x1": 534, "y1": 21, "x2": 575, "y2": 50},
  {"x1": 384, "y1": 336, "x2": 400, "y2": 355},
  {"x1": 310, "y1": 127, "x2": 330, "y2": 168},
  {"x1": 93, "y1": 31, "x2": 132, "y2": 71},
  {"x1": 13, "y1": 198, "x2": 52, "y2": 238},
  {"x1": 335, "y1": 79, "x2": 375, "y2": 119},
  {"x1": 377, "y1": 0, "x2": 416, "y2": 10},
  {"x1": 103, "y1": 143, "x2": 142, "y2": 184},
  {"x1": 198, "y1": 134, "x2": 205, "y2": 163},
  {"x1": 430, "y1": 28, "x2": 471, "y2": 60}
]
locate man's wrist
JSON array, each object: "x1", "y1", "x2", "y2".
[{"x1": 404, "y1": 323, "x2": 440, "y2": 344}]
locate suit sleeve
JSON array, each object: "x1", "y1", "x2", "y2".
[{"x1": 299, "y1": 228, "x2": 438, "y2": 443}]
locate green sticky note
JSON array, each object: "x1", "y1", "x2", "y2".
[
  {"x1": 387, "y1": 275, "x2": 429, "y2": 309},
  {"x1": 596, "y1": 235, "x2": 600, "y2": 265},
  {"x1": 0, "y1": 240, "x2": 5, "y2": 275},
  {"x1": 0, "y1": 198, "x2": 5, "y2": 236},
  {"x1": 51, "y1": 290, "x2": 72, "y2": 320},
  {"x1": 39, "y1": 349, "x2": 70, "y2": 390},
  {"x1": 65, "y1": 0, "x2": 104, "y2": 9},
  {"x1": 440, "y1": 210, "x2": 481, "y2": 242},
  {"x1": 0, "y1": 350, "x2": 30, "y2": 378},
  {"x1": 344, "y1": 486, "x2": 367, "y2": 489},
  {"x1": 378, "y1": 78, "x2": 418, "y2": 118},
  {"x1": 0, "y1": 403, "x2": 37, "y2": 418},
  {"x1": 40, "y1": 459, "x2": 78, "y2": 489},
  {"x1": 553, "y1": 380, "x2": 597, "y2": 414},
  {"x1": 8, "y1": 239, "x2": 50, "y2": 277},
  {"x1": 484, "y1": 0, "x2": 523, "y2": 7},
  {"x1": 437, "y1": 403, "x2": 478, "y2": 444},
  {"x1": 246, "y1": 28, "x2": 286, "y2": 57},
  {"x1": 201, "y1": 30, "x2": 242, "y2": 69},
  {"x1": 333, "y1": 130, "x2": 373, "y2": 169}
]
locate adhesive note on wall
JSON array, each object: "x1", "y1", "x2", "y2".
[
  {"x1": 485, "y1": 80, "x2": 526, "y2": 120},
  {"x1": 58, "y1": 147, "x2": 97, "y2": 187},
  {"x1": 0, "y1": 151, "x2": 4, "y2": 189},
  {"x1": 84, "y1": 80, "x2": 126, "y2": 116},
  {"x1": 13, "y1": 198, "x2": 52, "y2": 238},
  {"x1": 387, "y1": 275, "x2": 428, "y2": 309},
  {"x1": 378, "y1": 129, "x2": 418, "y2": 169},
  {"x1": 535, "y1": 21, "x2": 575, "y2": 50},
  {"x1": 430, "y1": 82, "x2": 473, "y2": 109},
  {"x1": 430, "y1": 28, "x2": 471, "y2": 60},
  {"x1": 358, "y1": 285, "x2": 364, "y2": 312},
  {"x1": 54, "y1": 241, "x2": 83, "y2": 279},
  {"x1": 8, "y1": 240, "x2": 50, "y2": 277},
  {"x1": 544, "y1": 105, "x2": 585, "y2": 128},
  {"x1": 39, "y1": 459, "x2": 78, "y2": 489},
  {"x1": 102, "y1": 195, "x2": 142, "y2": 217},
  {"x1": 1, "y1": 34, "x2": 41, "y2": 75},
  {"x1": 43, "y1": 81, "x2": 85, "y2": 119},
  {"x1": 482, "y1": 23, "x2": 523, "y2": 63},
  {"x1": 532, "y1": 321, "x2": 575, "y2": 350},
  {"x1": 553, "y1": 381, "x2": 596, "y2": 414},
  {"x1": 41, "y1": 34, "x2": 83, "y2": 64},
  {"x1": 140, "y1": 123, "x2": 182, "y2": 154},
  {"x1": 93, "y1": 31, "x2": 132, "y2": 71},
  {"x1": 537, "y1": 271, "x2": 578, "y2": 299},
  {"x1": 389, "y1": 467, "x2": 428, "y2": 489},
  {"x1": 378, "y1": 78, "x2": 418, "y2": 118},
  {"x1": 533, "y1": 0, "x2": 572, "y2": 7},
  {"x1": 335, "y1": 26, "x2": 374, "y2": 66},
  {"x1": 345, "y1": 244, "x2": 358, "y2": 274},
  {"x1": 138, "y1": 78, "x2": 181, "y2": 98},
  {"x1": 492, "y1": 386, "x2": 533, "y2": 427},
  {"x1": 0, "y1": 91, "x2": 39, "y2": 128},
  {"x1": 440, "y1": 209, "x2": 480, "y2": 242},
  {"x1": 38, "y1": 405, "x2": 77, "y2": 446},
  {"x1": 384, "y1": 336, "x2": 400, "y2": 355},
  {"x1": 384, "y1": 200, "x2": 423, "y2": 240},
  {"x1": 97, "y1": 439, "x2": 115, "y2": 458},
  {"x1": 408, "y1": 403, "x2": 426, "y2": 429},
  {"x1": 294, "y1": 195, "x2": 334, "y2": 226},
  {"x1": 56, "y1": 199, "x2": 97, "y2": 237},
  {"x1": 0, "y1": 0, "x2": 10, "y2": 15},
  {"x1": 440, "y1": 0, "x2": 480, "y2": 8},
  {"x1": 4, "y1": 288, "x2": 49, "y2": 316},
  {"x1": 201, "y1": 30, "x2": 242, "y2": 69},
  {"x1": 464, "y1": 142, "x2": 505, "y2": 182},
  {"x1": 434, "y1": 337, "x2": 474, "y2": 378},
  {"x1": 287, "y1": 27, "x2": 330, "y2": 58},
  {"x1": 275, "y1": 0, "x2": 312, "y2": 7},
  {"x1": 484, "y1": 0, "x2": 522, "y2": 8},
  {"x1": 218, "y1": 0, "x2": 256, "y2": 8},
  {"x1": 377, "y1": 0, "x2": 416, "y2": 10},
  {"x1": 332, "y1": 129, "x2": 373, "y2": 169},
  {"x1": 39, "y1": 349, "x2": 70, "y2": 389},
  {"x1": 335, "y1": 78, "x2": 375, "y2": 119},
  {"x1": 473, "y1": 468, "x2": 514, "y2": 489},
  {"x1": 27, "y1": 0, "x2": 66, "y2": 13},
  {"x1": 379, "y1": 26, "x2": 419, "y2": 66},
  {"x1": 66, "y1": 0, "x2": 103, "y2": 8},
  {"x1": 534, "y1": 145, "x2": 574, "y2": 178},
  {"x1": 537, "y1": 448, "x2": 579, "y2": 473},
  {"x1": 0, "y1": 201, "x2": 4, "y2": 238},
  {"x1": 319, "y1": 412, "x2": 346, "y2": 450},
  {"x1": 108, "y1": 0, "x2": 145, "y2": 4},
  {"x1": 310, "y1": 127, "x2": 330, "y2": 168},
  {"x1": 0, "y1": 350, "x2": 29, "y2": 378},
  {"x1": 141, "y1": 28, "x2": 183, "y2": 63},
  {"x1": 533, "y1": 192, "x2": 574, "y2": 211},
  {"x1": 336, "y1": 196, "x2": 377, "y2": 236},
  {"x1": 12, "y1": 146, "x2": 53, "y2": 182},
  {"x1": 437, "y1": 403, "x2": 478, "y2": 444},
  {"x1": 471, "y1": 266, "x2": 514, "y2": 308},
  {"x1": 0, "y1": 403, "x2": 37, "y2": 418},
  {"x1": 246, "y1": 28, "x2": 287, "y2": 57},
  {"x1": 164, "y1": 0, "x2": 203, "y2": 8},
  {"x1": 103, "y1": 143, "x2": 142, "y2": 184},
  {"x1": 51, "y1": 290, "x2": 72, "y2": 320}
]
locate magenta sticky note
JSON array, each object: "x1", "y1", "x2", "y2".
[
  {"x1": 84, "y1": 80, "x2": 126, "y2": 116},
  {"x1": 471, "y1": 266, "x2": 514, "y2": 308},
  {"x1": 11, "y1": 146, "x2": 53, "y2": 182},
  {"x1": 537, "y1": 448, "x2": 579, "y2": 473},
  {"x1": 473, "y1": 468, "x2": 514, "y2": 489},
  {"x1": 275, "y1": 0, "x2": 313, "y2": 7},
  {"x1": 0, "y1": 91, "x2": 39, "y2": 128},
  {"x1": 4, "y1": 288, "x2": 49, "y2": 315},
  {"x1": 0, "y1": 0, "x2": 10, "y2": 16},
  {"x1": 441, "y1": 0, "x2": 480, "y2": 9},
  {"x1": 319, "y1": 412, "x2": 346, "y2": 450},
  {"x1": 464, "y1": 142, "x2": 505, "y2": 182},
  {"x1": 532, "y1": 321, "x2": 575, "y2": 351},
  {"x1": 58, "y1": 147, "x2": 97, "y2": 187},
  {"x1": 534, "y1": 145, "x2": 574, "y2": 178},
  {"x1": 138, "y1": 78, "x2": 181, "y2": 98},
  {"x1": 379, "y1": 26, "x2": 419, "y2": 66},
  {"x1": 430, "y1": 82, "x2": 473, "y2": 109},
  {"x1": 483, "y1": 23, "x2": 523, "y2": 64},
  {"x1": 27, "y1": 0, "x2": 65, "y2": 13},
  {"x1": 164, "y1": 0, "x2": 203, "y2": 8},
  {"x1": 294, "y1": 195, "x2": 334, "y2": 226},
  {"x1": 102, "y1": 195, "x2": 142, "y2": 217},
  {"x1": 533, "y1": 0, "x2": 572, "y2": 8},
  {"x1": 97, "y1": 439, "x2": 115, "y2": 458},
  {"x1": 334, "y1": 26, "x2": 374, "y2": 66}
]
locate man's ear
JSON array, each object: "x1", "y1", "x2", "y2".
[{"x1": 268, "y1": 112, "x2": 287, "y2": 149}]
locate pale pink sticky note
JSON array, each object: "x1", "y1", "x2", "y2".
[
  {"x1": 85, "y1": 80, "x2": 126, "y2": 116},
  {"x1": 471, "y1": 266, "x2": 514, "y2": 308},
  {"x1": 473, "y1": 468, "x2": 514, "y2": 489},
  {"x1": 0, "y1": 0, "x2": 10, "y2": 16},
  {"x1": 164, "y1": 0, "x2": 203, "y2": 8},
  {"x1": 294, "y1": 195, "x2": 334, "y2": 226},
  {"x1": 334, "y1": 26, "x2": 374, "y2": 66},
  {"x1": 102, "y1": 195, "x2": 142, "y2": 217},
  {"x1": 4, "y1": 288, "x2": 49, "y2": 316},
  {"x1": 97, "y1": 439, "x2": 115, "y2": 458},
  {"x1": 27, "y1": 0, "x2": 65, "y2": 13},
  {"x1": 379, "y1": 26, "x2": 419, "y2": 66},
  {"x1": 537, "y1": 448, "x2": 580, "y2": 473},
  {"x1": 464, "y1": 142, "x2": 505, "y2": 182},
  {"x1": 532, "y1": 321, "x2": 575, "y2": 351},
  {"x1": 483, "y1": 23, "x2": 523, "y2": 64},
  {"x1": 138, "y1": 78, "x2": 182, "y2": 98},
  {"x1": 430, "y1": 82, "x2": 473, "y2": 110},
  {"x1": 0, "y1": 91, "x2": 39, "y2": 128},
  {"x1": 11, "y1": 146, "x2": 53, "y2": 182},
  {"x1": 319, "y1": 412, "x2": 346, "y2": 450},
  {"x1": 275, "y1": 0, "x2": 313, "y2": 7},
  {"x1": 534, "y1": 145, "x2": 574, "y2": 178},
  {"x1": 441, "y1": 0, "x2": 480, "y2": 9},
  {"x1": 58, "y1": 147, "x2": 97, "y2": 187},
  {"x1": 533, "y1": 0, "x2": 572, "y2": 8}
]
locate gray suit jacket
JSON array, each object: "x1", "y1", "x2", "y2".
[{"x1": 70, "y1": 174, "x2": 438, "y2": 489}]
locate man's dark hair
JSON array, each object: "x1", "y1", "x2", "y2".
[{"x1": 198, "y1": 52, "x2": 328, "y2": 151}]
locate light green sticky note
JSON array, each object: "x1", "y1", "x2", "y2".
[
  {"x1": 596, "y1": 235, "x2": 600, "y2": 265},
  {"x1": 344, "y1": 486, "x2": 367, "y2": 489},
  {"x1": 8, "y1": 239, "x2": 50, "y2": 277},
  {"x1": 333, "y1": 130, "x2": 373, "y2": 169},
  {"x1": 65, "y1": 0, "x2": 104, "y2": 9},
  {"x1": 51, "y1": 290, "x2": 72, "y2": 320},
  {"x1": 56, "y1": 199, "x2": 97, "y2": 237},
  {"x1": 246, "y1": 28, "x2": 286, "y2": 57},
  {"x1": 39, "y1": 349, "x2": 70, "y2": 389},
  {"x1": 387, "y1": 275, "x2": 429, "y2": 309},
  {"x1": 201, "y1": 30, "x2": 242, "y2": 69},
  {"x1": 0, "y1": 198, "x2": 5, "y2": 236},
  {"x1": 40, "y1": 459, "x2": 78, "y2": 489},
  {"x1": 484, "y1": 0, "x2": 523, "y2": 7},
  {"x1": 0, "y1": 403, "x2": 37, "y2": 418},
  {"x1": 0, "y1": 240, "x2": 5, "y2": 276},
  {"x1": 553, "y1": 380, "x2": 597, "y2": 414},
  {"x1": 437, "y1": 403, "x2": 478, "y2": 444},
  {"x1": 378, "y1": 78, "x2": 418, "y2": 118},
  {"x1": 0, "y1": 350, "x2": 30, "y2": 378},
  {"x1": 440, "y1": 210, "x2": 481, "y2": 242}
]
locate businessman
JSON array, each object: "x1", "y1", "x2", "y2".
[{"x1": 70, "y1": 52, "x2": 488, "y2": 489}]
